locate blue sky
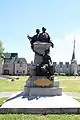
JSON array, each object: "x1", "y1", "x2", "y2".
[{"x1": 0, "y1": 0, "x2": 80, "y2": 63}]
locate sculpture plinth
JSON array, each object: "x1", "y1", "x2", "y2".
[{"x1": 23, "y1": 42, "x2": 62, "y2": 96}]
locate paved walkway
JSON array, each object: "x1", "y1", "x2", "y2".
[
  {"x1": 0, "y1": 92, "x2": 21, "y2": 98},
  {"x1": 0, "y1": 92, "x2": 80, "y2": 98},
  {"x1": 65, "y1": 92, "x2": 80, "y2": 98}
]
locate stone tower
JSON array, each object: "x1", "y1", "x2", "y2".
[{"x1": 70, "y1": 37, "x2": 77, "y2": 75}]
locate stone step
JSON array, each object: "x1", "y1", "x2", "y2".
[
  {"x1": 1, "y1": 93, "x2": 80, "y2": 113},
  {"x1": 24, "y1": 87, "x2": 62, "y2": 96}
]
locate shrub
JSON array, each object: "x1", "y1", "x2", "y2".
[
  {"x1": 59, "y1": 73, "x2": 66, "y2": 76},
  {"x1": 66, "y1": 73, "x2": 70, "y2": 76},
  {"x1": 54, "y1": 72, "x2": 59, "y2": 76}
]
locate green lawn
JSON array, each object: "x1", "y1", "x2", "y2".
[
  {"x1": 0, "y1": 97, "x2": 8, "y2": 106},
  {"x1": 75, "y1": 98, "x2": 80, "y2": 102},
  {"x1": 0, "y1": 76, "x2": 80, "y2": 119},
  {"x1": 0, "y1": 76, "x2": 80, "y2": 92},
  {"x1": 0, "y1": 76, "x2": 29, "y2": 92},
  {"x1": 0, "y1": 114, "x2": 80, "y2": 120},
  {"x1": 57, "y1": 76, "x2": 80, "y2": 92}
]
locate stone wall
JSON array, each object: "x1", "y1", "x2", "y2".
[
  {"x1": 14, "y1": 58, "x2": 27, "y2": 75},
  {"x1": 3, "y1": 59, "x2": 14, "y2": 75}
]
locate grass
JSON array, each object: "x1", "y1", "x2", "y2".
[
  {"x1": 0, "y1": 97, "x2": 8, "y2": 106},
  {"x1": 0, "y1": 76, "x2": 29, "y2": 92},
  {"x1": 0, "y1": 76, "x2": 80, "y2": 92},
  {"x1": 75, "y1": 98, "x2": 80, "y2": 102},
  {"x1": 57, "y1": 76, "x2": 80, "y2": 92},
  {"x1": 0, "y1": 76, "x2": 80, "y2": 119},
  {"x1": 0, "y1": 114, "x2": 80, "y2": 120}
]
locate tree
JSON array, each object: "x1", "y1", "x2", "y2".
[{"x1": 0, "y1": 40, "x2": 4, "y2": 63}]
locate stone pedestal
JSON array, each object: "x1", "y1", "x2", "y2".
[
  {"x1": 24, "y1": 76, "x2": 62, "y2": 96},
  {"x1": 33, "y1": 42, "x2": 51, "y2": 65},
  {"x1": 23, "y1": 42, "x2": 62, "y2": 96}
]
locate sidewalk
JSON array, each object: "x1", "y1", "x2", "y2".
[
  {"x1": 0, "y1": 92, "x2": 80, "y2": 98},
  {"x1": 64, "y1": 92, "x2": 80, "y2": 98},
  {"x1": 0, "y1": 92, "x2": 21, "y2": 98}
]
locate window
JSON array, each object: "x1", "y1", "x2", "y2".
[
  {"x1": 65, "y1": 62, "x2": 69, "y2": 68},
  {"x1": 20, "y1": 63, "x2": 22, "y2": 67},
  {"x1": 16, "y1": 70, "x2": 18, "y2": 73},
  {"x1": 66, "y1": 64, "x2": 69, "y2": 68},
  {"x1": 59, "y1": 62, "x2": 63, "y2": 68},
  {"x1": 23, "y1": 70, "x2": 25, "y2": 73}
]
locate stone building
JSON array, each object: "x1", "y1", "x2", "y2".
[
  {"x1": 2, "y1": 53, "x2": 27, "y2": 75},
  {"x1": 53, "y1": 39, "x2": 78, "y2": 75},
  {"x1": 15, "y1": 58, "x2": 27, "y2": 75},
  {"x1": 1, "y1": 39, "x2": 80, "y2": 76},
  {"x1": 64, "y1": 62, "x2": 70, "y2": 75},
  {"x1": 77, "y1": 64, "x2": 80, "y2": 74},
  {"x1": 0, "y1": 62, "x2": 4, "y2": 75},
  {"x1": 53, "y1": 62, "x2": 71, "y2": 75},
  {"x1": 27, "y1": 61, "x2": 33, "y2": 75},
  {"x1": 3, "y1": 53, "x2": 18, "y2": 75},
  {"x1": 27, "y1": 39, "x2": 80, "y2": 76}
]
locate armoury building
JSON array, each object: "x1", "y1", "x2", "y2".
[
  {"x1": 2, "y1": 53, "x2": 27, "y2": 75},
  {"x1": 0, "y1": 39, "x2": 80, "y2": 76}
]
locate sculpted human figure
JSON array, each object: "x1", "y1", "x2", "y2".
[
  {"x1": 27, "y1": 27, "x2": 54, "y2": 78},
  {"x1": 38, "y1": 27, "x2": 54, "y2": 48},
  {"x1": 36, "y1": 49, "x2": 54, "y2": 77},
  {"x1": 42, "y1": 49, "x2": 52, "y2": 66},
  {"x1": 27, "y1": 27, "x2": 54, "y2": 54},
  {"x1": 27, "y1": 29, "x2": 40, "y2": 49}
]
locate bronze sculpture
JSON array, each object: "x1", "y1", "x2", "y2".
[{"x1": 27, "y1": 27, "x2": 54, "y2": 79}]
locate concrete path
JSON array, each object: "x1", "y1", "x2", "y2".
[
  {"x1": 64, "y1": 92, "x2": 80, "y2": 98},
  {"x1": 0, "y1": 92, "x2": 80, "y2": 98},
  {"x1": 0, "y1": 92, "x2": 21, "y2": 98}
]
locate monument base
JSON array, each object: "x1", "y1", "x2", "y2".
[
  {"x1": 26, "y1": 76, "x2": 59, "y2": 87},
  {"x1": 24, "y1": 87, "x2": 62, "y2": 96},
  {"x1": 24, "y1": 76, "x2": 62, "y2": 96},
  {"x1": 1, "y1": 92, "x2": 80, "y2": 114}
]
